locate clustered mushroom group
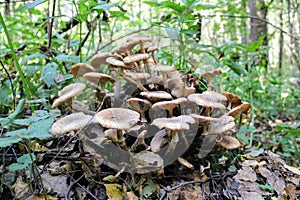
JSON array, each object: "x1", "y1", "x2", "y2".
[{"x1": 51, "y1": 35, "x2": 251, "y2": 174}]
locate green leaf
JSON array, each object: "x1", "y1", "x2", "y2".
[
  {"x1": 27, "y1": 118, "x2": 54, "y2": 139},
  {"x1": 166, "y1": 27, "x2": 179, "y2": 40},
  {"x1": 8, "y1": 153, "x2": 36, "y2": 171},
  {"x1": 41, "y1": 63, "x2": 58, "y2": 87},
  {"x1": 8, "y1": 99, "x2": 25, "y2": 120},
  {"x1": 236, "y1": 125, "x2": 249, "y2": 144},
  {"x1": 0, "y1": 136, "x2": 22, "y2": 147},
  {"x1": 20, "y1": 53, "x2": 48, "y2": 65},
  {"x1": 18, "y1": 0, "x2": 47, "y2": 11},
  {"x1": 93, "y1": 3, "x2": 116, "y2": 11},
  {"x1": 142, "y1": 178, "x2": 156, "y2": 198},
  {"x1": 55, "y1": 54, "x2": 80, "y2": 64},
  {"x1": 225, "y1": 61, "x2": 248, "y2": 76},
  {"x1": 258, "y1": 183, "x2": 274, "y2": 191},
  {"x1": 6, "y1": 129, "x2": 28, "y2": 137}
]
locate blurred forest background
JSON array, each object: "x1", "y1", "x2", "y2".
[{"x1": 0, "y1": 0, "x2": 299, "y2": 199}]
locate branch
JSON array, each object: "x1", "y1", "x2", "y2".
[{"x1": 206, "y1": 14, "x2": 299, "y2": 41}]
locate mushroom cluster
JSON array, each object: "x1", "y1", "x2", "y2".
[{"x1": 51, "y1": 35, "x2": 251, "y2": 174}]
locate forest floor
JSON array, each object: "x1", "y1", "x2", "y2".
[{"x1": 1, "y1": 116, "x2": 299, "y2": 200}]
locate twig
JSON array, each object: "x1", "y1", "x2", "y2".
[
  {"x1": 163, "y1": 179, "x2": 208, "y2": 192},
  {"x1": 0, "y1": 60, "x2": 16, "y2": 109},
  {"x1": 65, "y1": 173, "x2": 85, "y2": 200},
  {"x1": 75, "y1": 22, "x2": 91, "y2": 56},
  {"x1": 47, "y1": 0, "x2": 56, "y2": 52}
]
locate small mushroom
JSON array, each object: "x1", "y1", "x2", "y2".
[
  {"x1": 126, "y1": 36, "x2": 152, "y2": 53},
  {"x1": 152, "y1": 65, "x2": 176, "y2": 88},
  {"x1": 125, "y1": 72, "x2": 150, "y2": 91},
  {"x1": 52, "y1": 83, "x2": 86, "y2": 108},
  {"x1": 51, "y1": 112, "x2": 93, "y2": 135},
  {"x1": 82, "y1": 72, "x2": 115, "y2": 91},
  {"x1": 207, "y1": 115, "x2": 235, "y2": 134},
  {"x1": 152, "y1": 115, "x2": 195, "y2": 158},
  {"x1": 200, "y1": 69, "x2": 222, "y2": 90},
  {"x1": 95, "y1": 108, "x2": 140, "y2": 148},
  {"x1": 226, "y1": 102, "x2": 251, "y2": 118},
  {"x1": 70, "y1": 63, "x2": 95, "y2": 77},
  {"x1": 127, "y1": 98, "x2": 152, "y2": 122},
  {"x1": 187, "y1": 93, "x2": 227, "y2": 114},
  {"x1": 218, "y1": 135, "x2": 242, "y2": 149},
  {"x1": 91, "y1": 52, "x2": 112, "y2": 69},
  {"x1": 131, "y1": 130, "x2": 150, "y2": 151},
  {"x1": 123, "y1": 53, "x2": 150, "y2": 71},
  {"x1": 140, "y1": 91, "x2": 173, "y2": 102},
  {"x1": 172, "y1": 86, "x2": 196, "y2": 98},
  {"x1": 222, "y1": 91, "x2": 242, "y2": 109},
  {"x1": 146, "y1": 46, "x2": 158, "y2": 64},
  {"x1": 151, "y1": 98, "x2": 187, "y2": 117}
]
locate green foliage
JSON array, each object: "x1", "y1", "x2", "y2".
[{"x1": 8, "y1": 153, "x2": 36, "y2": 171}]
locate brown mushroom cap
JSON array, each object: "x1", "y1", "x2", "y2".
[
  {"x1": 152, "y1": 115, "x2": 195, "y2": 131},
  {"x1": 152, "y1": 65, "x2": 176, "y2": 73},
  {"x1": 51, "y1": 112, "x2": 93, "y2": 135},
  {"x1": 126, "y1": 35, "x2": 152, "y2": 43},
  {"x1": 52, "y1": 83, "x2": 86, "y2": 108},
  {"x1": 200, "y1": 69, "x2": 222, "y2": 79},
  {"x1": 222, "y1": 91, "x2": 242, "y2": 109},
  {"x1": 126, "y1": 72, "x2": 151, "y2": 80},
  {"x1": 127, "y1": 98, "x2": 152, "y2": 112},
  {"x1": 82, "y1": 72, "x2": 115, "y2": 90},
  {"x1": 106, "y1": 57, "x2": 126, "y2": 67},
  {"x1": 123, "y1": 53, "x2": 150, "y2": 64},
  {"x1": 90, "y1": 52, "x2": 112, "y2": 68},
  {"x1": 227, "y1": 102, "x2": 251, "y2": 118},
  {"x1": 151, "y1": 98, "x2": 187, "y2": 117},
  {"x1": 146, "y1": 46, "x2": 158, "y2": 53},
  {"x1": 140, "y1": 91, "x2": 173, "y2": 101},
  {"x1": 95, "y1": 108, "x2": 140, "y2": 130},
  {"x1": 207, "y1": 115, "x2": 235, "y2": 134},
  {"x1": 167, "y1": 78, "x2": 185, "y2": 90},
  {"x1": 187, "y1": 93, "x2": 226, "y2": 110},
  {"x1": 201, "y1": 91, "x2": 227, "y2": 103},
  {"x1": 218, "y1": 135, "x2": 242, "y2": 149},
  {"x1": 190, "y1": 113, "x2": 219, "y2": 123},
  {"x1": 70, "y1": 63, "x2": 95, "y2": 77},
  {"x1": 172, "y1": 86, "x2": 196, "y2": 98}
]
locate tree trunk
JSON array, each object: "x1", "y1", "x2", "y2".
[{"x1": 278, "y1": 0, "x2": 284, "y2": 76}]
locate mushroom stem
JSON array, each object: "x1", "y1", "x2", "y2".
[
  {"x1": 140, "y1": 112, "x2": 147, "y2": 123},
  {"x1": 162, "y1": 72, "x2": 167, "y2": 88},
  {"x1": 207, "y1": 77, "x2": 213, "y2": 91},
  {"x1": 168, "y1": 108, "x2": 174, "y2": 117},
  {"x1": 117, "y1": 130, "x2": 127, "y2": 149},
  {"x1": 136, "y1": 79, "x2": 148, "y2": 91}
]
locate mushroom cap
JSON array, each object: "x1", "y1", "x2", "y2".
[
  {"x1": 146, "y1": 76, "x2": 163, "y2": 84},
  {"x1": 201, "y1": 91, "x2": 227, "y2": 102},
  {"x1": 152, "y1": 115, "x2": 195, "y2": 131},
  {"x1": 126, "y1": 35, "x2": 152, "y2": 43},
  {"x1": 52, "y1": 83, "x2": 86, "y2": 108},
  {"x1": 127, "y1": 98, "x2": 152, "y2": 112},
  {"x1": 140, "y1": 91, "x2": 173, "y2": 101},
  {"x1": 146, "y1": 46, "x2": 158, "y2": 53},
  {"x1": 187, "y1": 93, "x2": 226, "y2": 110},
  {"x1": 190, "y1": 113, "x2": 219, "y2": 123},
  {"x1": 90, "y1": 52, "x2": 112, "y2": 68},
  {"x1": 222, "y1": 91, "x2": 242, "y2": 108},
  {"x1": 167, "y1": 78, "x2": 185, "y2": 90},
  {"x1": 218, "y1": 135, "x2": 242, "y2": 149},
  {"x1": 126, "y1": 72, "x2": 151, "y2": 80},
  {"x1": 106, "y1": 57, "x2": 126, "y2": 67},
  {"x1": 95, "y1": 108, "x2": 140, "y2": 130},
  {"x1": 172, "y1": 87, "x2": 196, "y2": 98},
  {"x1": 152, "y1": 64, "x2": 176, "y2": 72},
  {"x1": 51, "y1": 112, "x2": 93, "y2": 135},
  {"x1": 82, "y1": 72, "x2": 115, "y2": 84},
  {"x1": 227, "y1": 102, "x2": 251, "y2": 118},
  {"x1": 70, "y1": 63, "x2": 95, "y2": 77},
  {"x1": 123, "y1": 53, "x2": 150, "y2": 64},
  {"x1": 207, "y1": 115, "x2": 235, "y2": 134},
  {"x1": 200, "y1": 69, "x2": 222, "y2": 79},
  {"x1": 151, "y1": 98, "x2": 187, "y2": 111}
]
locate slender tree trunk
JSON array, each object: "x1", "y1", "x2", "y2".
[
  {"x1": 5, "y1": 0, "x2": 10, "y2": 17},
  {"x1": 241, "y1": 0, "x2": 248, "y2": 44},
  {"x1": 249, "y1": 0, "x2": 259, "y2": 43},
  {"x1": 278, "y1": 0, "x2": 284, "y2": 76}
]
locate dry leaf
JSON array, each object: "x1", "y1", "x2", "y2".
[
  {"x1": 11, "y1": 177, "x2": 30, "y2": 199},
  {"x1": 283, "y1": 164, "x2": 300, "y2": 176},
  {"x1": 104, "y1": 184, "x2": 123, "y2": 200},
  {"x1": 41, "y1": 172, "x2": 68, "y2": 198},
  {"x1": 127, "y1": 191, "x2": 138, "y2": 200},
  {"x1": 234, "y1": 166, "x2": 257, "y2": 182}
]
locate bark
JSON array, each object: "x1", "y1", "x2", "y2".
[{"x1": 5, "y1": 0, "x2": 10, "y2": 17}]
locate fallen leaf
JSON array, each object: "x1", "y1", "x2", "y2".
[
  {"x1": 283, "y1": 164, "x2": 300, "y2": 176},
  {"x1": 104, "y1": 184, "x2": 123, "y2": 200},
  {"x1": 127, "y1": 191, "x2": 138, "y2": 200},
  {"x1": 238, "y1": 191, "x2": 264, "y2": 200},
  {"x1": 11, "y1": 177, "x2": 30, "y2": 199},
  {"x1": 234, "y1": 166, "x2": 257, "y2": 182},
  {"x1": 41, "y1": 172, "x2": 68, "y2": 198}
]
